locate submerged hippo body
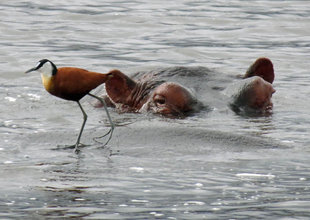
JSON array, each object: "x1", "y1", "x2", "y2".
[{"x1": 98, "y1": 57, "x2": 275, "y2": 117}]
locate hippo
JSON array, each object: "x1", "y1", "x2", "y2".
[{"x1": 96, "y1": 57, "x2": 275, "y2": 117}]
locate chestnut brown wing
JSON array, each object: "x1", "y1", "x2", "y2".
[{"x1": 53, "y1": 67, "x2": 109, "y2": 101}]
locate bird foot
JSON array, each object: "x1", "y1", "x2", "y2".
[
  {"x1": 55, "y1": 143, "x2": 89, "y2": 152},
  {"x1": 93, "y1": 128, "x2": 114, "y2": 146}
]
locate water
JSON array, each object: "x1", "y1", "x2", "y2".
[{"x1": 1, "y1": 0, "x2": 310, "y2": 219}]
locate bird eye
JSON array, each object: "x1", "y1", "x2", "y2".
[{"x1": 35, "y1": 62, "x2": 41, "y2": 69}]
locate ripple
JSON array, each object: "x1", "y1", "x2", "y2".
[
  {"x1": 184, "y1": 201, "x2": 206, "y2": 206},
  {"x1": 236, "y1": 173, "x2": 276, "y2": 179},
  {"x1": 0, "y1": 0, "x2": 310, "y2": 219}
]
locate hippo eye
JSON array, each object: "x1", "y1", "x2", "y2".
[
  {"x1": 155, "y1": 98, "x2": 165, "y2": 105},
  {"x1": 153, "y1": 95, "x2": 166, "y2": 106}
]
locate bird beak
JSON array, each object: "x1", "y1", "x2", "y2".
[{"x1": 25, "y1": 67, "x2": 37, "y2": 74}]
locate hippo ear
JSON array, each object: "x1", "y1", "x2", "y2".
[
  {"x1": 244, "y1": 57, "x2": 274, "y2": 84},
  {"x1": 105, "y1": 69, "x2": 137, "y2": 104}
]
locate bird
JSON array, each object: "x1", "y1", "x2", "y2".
[{"x1": 25, "y1": 59, "x2": 115, "y2": 153}]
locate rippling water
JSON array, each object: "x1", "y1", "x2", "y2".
[{"x1": 1, "y1": 0, "x2": 310, "y2": 219}]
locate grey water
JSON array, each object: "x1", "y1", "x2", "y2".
[{"x1": 1, "y1": 0, "x2": 310, "y2": 219}]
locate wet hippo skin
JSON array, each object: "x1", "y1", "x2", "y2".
[{"x1": 97, "y1": 57, "x2": 275, "y2": 117}]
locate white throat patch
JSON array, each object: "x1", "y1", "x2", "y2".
[{"x1": 37, "y1": 61, "x2": 54, "y2": 77}]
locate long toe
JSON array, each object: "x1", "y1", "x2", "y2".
[{"x1": 54, "y1": 143, "x2": 89, "y2": 151}]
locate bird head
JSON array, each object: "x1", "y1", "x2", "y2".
[{"x1": 25, "y1": 59, "x2": 57, "y2": 76}]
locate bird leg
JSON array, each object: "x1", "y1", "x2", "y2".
[
  {"x1": 88, "y1": 93, "x2": 115, "y2": 146},
  {"x1": 74, "y1": 101, "x2": 88, "y2": 153}
]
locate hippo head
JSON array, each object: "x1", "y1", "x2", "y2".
[
  {"x1": 140, "y1": 82, "x2": 197, "y2": 118},
  {"x1": 104, "y1": 70, "x2": 197, "y2": 117}
]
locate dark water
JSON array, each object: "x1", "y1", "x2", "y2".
[{"x1": 1, "y1": 1, "x2": 310, "y2": 219}]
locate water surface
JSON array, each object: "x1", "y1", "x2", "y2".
[{"x1": 1, "y1": 0, "x2": 310, "y2": 219}]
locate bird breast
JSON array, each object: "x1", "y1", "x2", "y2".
[{"x1": 40, "y1": 73, "x2": 54, "y2": 93}]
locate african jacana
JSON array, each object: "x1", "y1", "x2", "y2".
[{"x1": 25, "y1": 59, "x2": 114, "y2": 153}]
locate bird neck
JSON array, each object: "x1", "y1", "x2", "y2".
[{"x1": 40, "y1": 72, "x2": 54, "y2": 92}]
